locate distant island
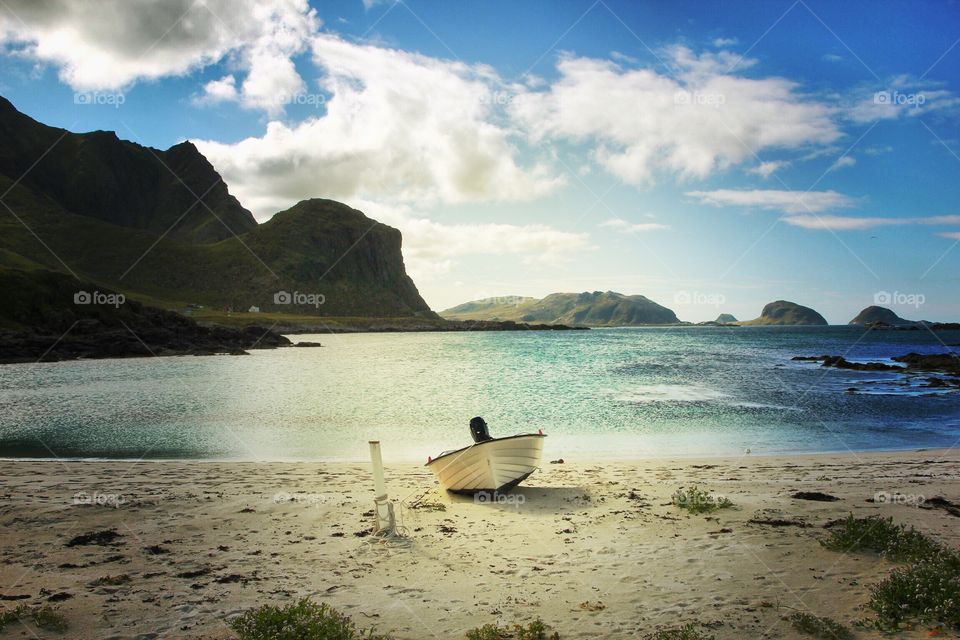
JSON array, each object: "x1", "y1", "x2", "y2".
[
  {"x1": 441, "y1": 291, "x2": 681, "y2": 326},
  {"x1": 739, "y1": 300, "x2": 828, "y2": 326},
  {"x1": 849, "y1": 305, "x2": 917, "y2": 326}
]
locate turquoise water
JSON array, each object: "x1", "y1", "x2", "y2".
[{"x1": 1, "y1": 327, "x2": 959, "y2": 462}]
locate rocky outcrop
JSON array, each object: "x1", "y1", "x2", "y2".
[
  {"x1": 848, "y1": 306, "x2": 916, "y2": 326},
  {"x1": 741, "y1": 301, "x2": 828, "y2": 326}
]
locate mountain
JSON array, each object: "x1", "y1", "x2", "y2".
[
  {"x1": 715, "y1": 313, "x2": 737, "y2": 324},
  {"x1": 441, "y1": 291, "x2": 680, "y2": 326},
  {"x1": 0, "y1": 96, "x2": 433, "y2": 318},
  {"x1": 848, "y1": 306, "x2": 916, "y2": 326},
  {"x1": 740, "y1": 300, "x2": 828, "y2": 326}
]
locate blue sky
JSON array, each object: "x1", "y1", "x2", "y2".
[{"x1": 1, "y1": 0, "x2": 959, "y2": 322}]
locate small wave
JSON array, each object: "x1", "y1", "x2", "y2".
[{"x1": 612, "y1": 384, "x2": 730, "y2": 403}]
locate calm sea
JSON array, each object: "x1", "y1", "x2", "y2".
[{"x1": 1, "y1": 326, "x2": 958, "y2": 462}]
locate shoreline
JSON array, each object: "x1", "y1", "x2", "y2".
[
  {"x1": 3, "y1": 449, "x2": 960, "y2": 638},
  {"x1": 0, "y1": 445, "x2": 956, "y2": 465}
]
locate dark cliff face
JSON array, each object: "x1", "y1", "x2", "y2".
[
  {"x1": 0, "y1": 97, "x2": 257, "y2": 243},
  {"x1": 0, "y1": 96, "x2": 435, "y2": 319}
]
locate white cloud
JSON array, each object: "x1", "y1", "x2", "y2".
[
  {"x1": 195, "y1": 34, "x2": 564, "y2": 216},
  {"x1": 0, "y1": 0, "x2": 318, "y2": 114},
  {"x1": 847, "y1": 78, "x2": 960, "y2": 123},
  {"x1": 828, "y1": 155, "x2": 856, "y2": 171},
  {"x1": 686, "y1": 189, "x2": 856, "y2": 214},
  {"x1": 352, "y1": 201, "x2": 590, "y2": 280},
  {"x1": 509, "y1": 46, "x2": 841, "y2": 186},
  {"x1": 822, "y1": 54, "x2": 843, "y2": 63},
  {"x1": 199, "y1": 74, "x2": 238, "y2": 103},
  {"x1": 781, "y1": 215, "x2": 905, "y2": 230},
  {"x1": 782, "y1": 214, "x2": 960, "y2": 231},
  {"x1": 712, "y1": 37, "x2": 738, "y2": 47},
  {"x1": 601, "y1": 218, "x2": 669, "y2": 233},
  {"x1": 939, "y1": 232, "x2": 960, "y2": 240},
  {"x1": 747, "y1": 160, "x2": 790, "y2": 179}
]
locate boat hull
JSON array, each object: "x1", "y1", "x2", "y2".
[{"x1": 425, "y1": 433, "x2": 546, "y2": 494}]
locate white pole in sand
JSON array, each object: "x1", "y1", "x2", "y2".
[
  {"x1": 368, "y1": 440, "x2": 396, "y2": 536},
  {"x1": 369, "y1": 440, "x2": 388, "y2": 500}
]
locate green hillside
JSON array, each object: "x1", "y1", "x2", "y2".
[
  {"x1": 441, "y1": 291, "x2": 680, "y2": 326},
  {"x1": 0, "y1": 96, "x2": 434, "y2": 319}
]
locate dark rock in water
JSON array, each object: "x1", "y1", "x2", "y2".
[
  {"x1": 893, "y1": 352, "x2": 960, "y2": 375},
  {"x1": 821, "y1": 355, "x2": 899, "y2": 371},
  {"x1": 792, "y1": 491, "x2": 840, "y2": 502},
  {"x1": 294, "y1": 341, "x2": 323, "y2": 347},
  {"x1": 791, "y1": 355, "x2": 830, "y2": 361}
]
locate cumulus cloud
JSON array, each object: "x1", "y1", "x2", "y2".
[
  {"x1": 509, "y1": 46, "x2": 841, "y2": 186},
  {"x1": 601, "y1": 218, "x2": 670, "y2": 233},
  {"x1": 686, "y1": 189, "x2": 856, "y2": 214},
  {"x1": 195, "y1": 34, "x2": 564, "y2": 216},
  {"x1": 352, "y1": 201, "x2": 590, "y2": 280},
  {"x1": 0, "y1": 0, "x2": 318, "y2": 114}
]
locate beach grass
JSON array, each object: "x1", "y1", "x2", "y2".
[
  {"x1": 671, "y1": 485, "x2": 733, "y2": 514},
  {"x1": 644, "y1": 622, "x2": 714, "y2": 639},
  {"x1": 229, "y1": 599, "x2": 391, "y2": 640},
  {"x1": 821, "y1": 515, "x2": 960, "y2": 630},
  {"x1": 788, "y1": 611, "x2": 853, "y2": 639},
  {"x1": 0, "y1": 604, "x2": 68, "y2": 632},
  {"x1": 465, "y1": 618, "x2": 559, "y2": 640}
]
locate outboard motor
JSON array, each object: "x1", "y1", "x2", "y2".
[{"x1": 469, "y1": 416, "x2": 492, "y2": 443}]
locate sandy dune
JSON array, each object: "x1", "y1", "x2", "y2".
[{"x1": 1, "y1": 449, "x2": 959, "y2": 639}]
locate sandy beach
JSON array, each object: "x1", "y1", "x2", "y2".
[{"x1": 2, "y1": 449, "x2": 959, "y2": 639}]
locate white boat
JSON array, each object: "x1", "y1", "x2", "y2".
[{"x1": 425, "y1": 432, "x2": 546, "y2": 494}]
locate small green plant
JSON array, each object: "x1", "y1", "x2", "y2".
[
  {"x1": 869, "y1": 552, "x2": 960, "y2": 630},
  {"x1": 465, "y1": 618, "x2": 559, "y2": 640},
  {"x1": 644, "y1": 622, "x2": 713, "y2": 640},
  {"x1": 821, "y1": 515, "x2": 960, "y2": 630},
  {"x1": 671, "y1": 486, "x2": 732, "y2": 514},
  {"x1": 229, "y1": 599, "x2": 390, "y2": 640},
  {"x1": 821, "y1": 515, "x2": 942, "y2": 562},
  {"x1": 789, "y1": 611, "x2": 853, "y2": 640},
  {"x1": 0, "y1": 604, "x2": 68, "y2": 632}
]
